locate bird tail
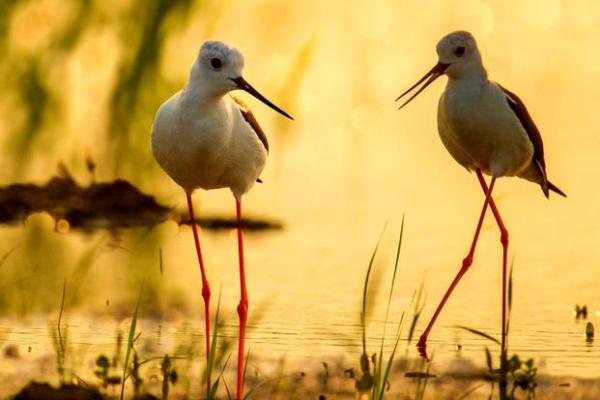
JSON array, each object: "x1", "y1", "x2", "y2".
[{"x1": 547, "y1": 181, "x2": 566, "y2": 198}]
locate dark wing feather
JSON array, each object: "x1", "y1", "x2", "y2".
[
  {"x1": 231, "y1": 96, "x2": 269, "y2": 152},
  {"x1": 499, "y1": 84, "x2": 549, "y2": 195}
]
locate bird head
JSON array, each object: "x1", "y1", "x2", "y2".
[
  {"x1": 396, "y1": 31, "x2": 485, "y2": 109},
  {"x1": 436, "y1": 31, "x2": 483, "y2": 79},
  {"x1": 192, "y1": 41, "x2": 293, "y2": 119}
]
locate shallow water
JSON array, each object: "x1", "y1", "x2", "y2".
[
  {"x1": 1, "y1": 0, "x2": 600, "y2": 387},
  {"x1": 1, "y1": 211, "x2": 598, "y2": 380}
]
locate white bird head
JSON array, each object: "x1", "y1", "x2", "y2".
[
  {"x1": 396, "y1": 30, "x2": 485, "y2": 109},
  {"x1": 194, "y1": 41, "x2": 245, "y2": 92},
  {"x1": 191, "y1": 41, "x2": 293, "y2": 119},
  {"x1": 436, "y1": 31, "x2": 483, "y2": 79}
]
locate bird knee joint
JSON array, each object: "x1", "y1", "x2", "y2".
[
  {"x1": 500, "y1": 230, "x2": 509, "y2": 246},
  {"x1": 237, "y1": 301, "x2": 248, "y2": 319},
  {"x1": 202, "y1": 286, "x2": 211, "y2": 301},
  {"x1": 461, "y1": 256, "x2": 473, "y2": 271}
]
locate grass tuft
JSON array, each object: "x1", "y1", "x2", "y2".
[
  {"x1": 353, "y1": 219, "x2": 411, "y2": 399},
  {"x1": 120, "y1": 282, "x2": 144, "y2": 400},
  {"x1": 206, "y1": 286, "x2": 223, "y2": 394}
]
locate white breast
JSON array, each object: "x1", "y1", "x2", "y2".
[
  {"x1": 437, "y1": 79, "x2": 534, "y2": 177},
  {"x1": 151, "y1": 90, "x2": 267, "y2": 197}
]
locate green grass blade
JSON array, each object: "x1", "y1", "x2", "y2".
[
  {"x1": 242, "y1": 346, "x2": 251, "y2": 391},
  {"x1": 507, "y1": 258, "x2": 514, "y2": 336},
  {"x1": 387, "y1": 216, "x2": 405, "y2": 314},
  {"x1": 376, "y1": 312, "x2": 405, "y2": 400},
  {"x1": 456, "y1": 325, "x2": 501, "y2": 345},
  {"x1": 208, "y1": 377, "x2": 220, "y2": 398},
  {"x1": 455, "y1": 383, "x2": 486, "y2": 400},
  {"x1": 120, "y1": 283, "x2": 143, "y2": 400},
  {"x1": 484, "y1": 346, "x2": 493, "y2": 372},
  {"x1": 208, "y1": 354, "x2": 231, "y2": 400},
  {"x1": 206, "y1": 286, "x2": 223, "y2": 389},
  {"x1": 415, "y1": 351, "x2": 435, "y2": 400},
  {"x1": 407, "y1": 278, "x2": 426, "y2": 345},
  {"x1": 374, "y1": 218, "x2": 406, "y2": 399},
  {"x1": 159, "y1": 247, "x2": 164, "y2": 276},
  {"x1": 244, "y1": 371, "x2": 303, "y2": 400},
  {"x1": 243, "y1": 381, "x2": 266, "y2": 400},
  {"x1": 360, "y1": 223, "x2": 387, "y2": 355},
  {"x1": 0, "y1": 245, "x2": 19, "y2": 269},
  {"x1": 57, "y1": 280, "x2": 66, "y2": 360}
]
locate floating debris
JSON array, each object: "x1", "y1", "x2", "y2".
[
  {"x1": 3, "y1": 344, "x2": 20, "y2": 359},
  {"x1": 585, "y1": 322, "x2": 594, "y2": 342},
  {"x1": 404, "y1": 371, "x2": 437, "y2": 379},
  {"x1": 574, "y1": 304, "x2": 588, "y2": 319},
  {"x1": 180, "y1": 215, "x2": 283, "y2": 232}
]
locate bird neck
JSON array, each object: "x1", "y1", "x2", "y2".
[
  {"x1": 183, "y1": 78, "x2": 227, "y2": 109},
  {"x1": 446, "y1": 67, "x2": 488, "y2": 89}
]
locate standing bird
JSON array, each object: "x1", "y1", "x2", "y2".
[
  {"x1": 151, "y1": 41, "x2": 293, "y2": 399},
  {"x1": 396, "y1": 31, "x2": 565, "y2": 361}
]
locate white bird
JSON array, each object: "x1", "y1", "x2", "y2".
[
  {"x1": 396, "y1": 31, "x2": 565, "y2": 362},
  {"x1": 151, "y1": 40, "x2": 292, "y2": 399}
]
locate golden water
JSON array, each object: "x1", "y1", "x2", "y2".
[{"x1": 0, "y1": 0, "x2": 599, "y2": 381}]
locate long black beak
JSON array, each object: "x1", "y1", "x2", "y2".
[
  {"x1": 395, "y1": 62, "x2": 449, "y2": 110},
  {"x1": 231, "y1": 77, "x2": 294, "y2": 120}
]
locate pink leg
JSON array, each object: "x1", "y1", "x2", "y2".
[
  {"x1": 475, "y1": 171, "x2": 509, "y2": 362},
  {"x1": 185, "y1": 193, "x2": 212, "y2": 396},
  {"x1": 417, "y1": 175, "x2": 497, "y2": 360},
  {"x1": 235, "y1": 197, "x2": 248, "y2": 400}
]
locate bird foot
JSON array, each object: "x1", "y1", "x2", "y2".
[{"x1": 416, "y1": 335, "x2": 431, "y2": 361}]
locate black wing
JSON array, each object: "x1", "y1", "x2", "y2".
[
  {"x1": 499, "y1": 84, "x2": 566, "y2": 198},
  {"x1": 499, "y1": 84, "x2": 549, "y2": 195}
]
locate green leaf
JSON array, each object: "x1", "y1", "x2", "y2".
[{"x1": 456, "y1": 325, "x2": 501, "y2": 345}]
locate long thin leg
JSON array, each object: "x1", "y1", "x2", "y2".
[
  {"x1": 476, "y1": 171, "x2": 509, "y2": 377},
  {"x1": 416, "y1": 176, "x2": 497, "y2": 360},
  {"x1": 185, "y1": 193, "x2": 212, "y2": 396},
  {"x1": 235, "y1": 197, "x2": 248, "y2": 400}
]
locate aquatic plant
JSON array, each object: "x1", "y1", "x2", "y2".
[{"x1": 353, "y1": 217, "x2": 407, "y2": 399}]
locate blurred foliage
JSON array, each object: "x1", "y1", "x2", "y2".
[
  {"x1": 107, "y1": 0, "x2": 195, "y2": 175},
  {"x1": 0, "y1": 0, "x2": 234, "y2": 316},
  {"x1": 0, "y1": 0, "x2": 234, "y2": 182},
  {"x1": 2, "y1": 0, "x2": 88, "y2": 174}
]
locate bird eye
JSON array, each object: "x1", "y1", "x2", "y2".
[
  {"x1": 455, "y1": 46, "x2": 466, "y2": 57},
  {"x1": 210, "y1": 58, "x2": 222, "y2": 69}
]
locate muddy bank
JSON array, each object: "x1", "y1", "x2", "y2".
[
  {"x1": 0, "y1": 175, "x2": 282, "y2": 232},
  {"x1": 5, "y1": 356, "x2": 600, "y2": 400}
]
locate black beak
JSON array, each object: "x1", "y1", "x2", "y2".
[
  {"x1": 395, "y1": 62, "x2": 449, "y2": 110},
  {"x1": 231, "y1": 77, "x2": 294, "y2": 120}
]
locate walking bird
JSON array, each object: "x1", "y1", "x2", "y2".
[
  {"x1": 396, "y1": 31, "x2": 565, "y2": 361},
  {"x1": 151, "y1": 41, "x2": 292, "y2": 399}
]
